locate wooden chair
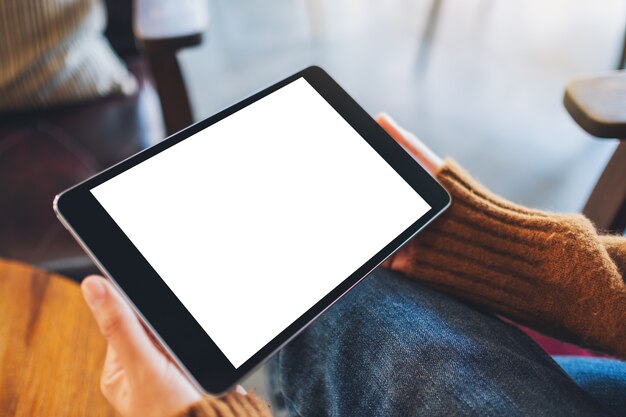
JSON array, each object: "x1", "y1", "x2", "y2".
[
  {"x1": 133, "y1": 0, "x2": 208, "y2": 135},
  {"x1": 0, "y1": 0, "x2": 205, "y2": 281},
  {"x1": 564, "y1": 71, "x2": 626, "y2": 234},
  {"x1": 105, "y1": 0, "x2": 205, "y2": 135}
]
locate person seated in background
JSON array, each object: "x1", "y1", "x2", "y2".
[{"x1": 79, "y1": 114, "x2": 626, "y2": 417}]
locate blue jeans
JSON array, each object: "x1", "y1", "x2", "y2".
[{"x1": 268, "y1": 269, "x2": 626, "y2": 416}]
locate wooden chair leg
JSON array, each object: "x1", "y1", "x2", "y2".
[
  {"x1": 422, "y1": 0, "x2": 444, "y2": 45},
  {"x1": 141, "y1": 34, "x2": 202, "y2": 136},
  {"x1": 619, "y1": 21, "x2": 626, "y2": 70},
  {"x1": 415, "y1": 0, "x2": 444, "y2": 71},
  {"x1": 583, "y1": 140, "x2": 626, "y2": 233}
]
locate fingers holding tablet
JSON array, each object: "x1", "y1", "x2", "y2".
[
  {"x1": 82, "y1": 276, "x2": 160, "y2": 368},
  {"x1": 81, "y1": 276, "x2": 202, "y2": 417}
]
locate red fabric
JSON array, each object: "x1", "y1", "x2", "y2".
[
  {"x1": 498, "y1": 316, "x2": 610, "y2": 358},
  {"x1": 521, "y1": 326, "x2": 609, "y2": 358}
]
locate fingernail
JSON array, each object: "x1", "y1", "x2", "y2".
[
  {"x1": 376, "y1": 112, "x2": 390, "y2": 121},
  {"x1": 236, "y1": 385, "x2": 248, "y2": 395},
  {"x1": 82, "y1": 277, "x2": 106, "y2": 309},
  {"x1": 381, "y1": 113, "x2": 399, "y2": 128}
]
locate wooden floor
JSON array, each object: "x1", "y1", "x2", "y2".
[{"x1": 181, "y1": 0, "x2": 626, "y2": 212}]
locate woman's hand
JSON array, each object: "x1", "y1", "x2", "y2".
[
  {"x1": 81, "y1": 275, "x2": 202, "y2": 417},
  {"x1": 375, "y1": 113, "x2": 443, "y2": 176}
]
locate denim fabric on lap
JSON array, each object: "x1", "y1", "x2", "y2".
[{"x1": 269, "y1": 268, "x2": 614, "y2": 417}]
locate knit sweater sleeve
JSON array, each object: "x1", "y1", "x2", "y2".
[
  {"x1": 173, "y1": 392, "x2": 273, "y2": 417},
  {"x1": 387, "y1": 158, "x2": 626, "y2": 358}
]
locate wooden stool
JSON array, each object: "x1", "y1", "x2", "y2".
[{"x1": 0, "y1": 259, "x2": 117, "y2": 417}]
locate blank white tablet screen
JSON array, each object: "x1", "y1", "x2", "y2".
[{"x1": 91, "y1": 78, "x2": 430, "y2": 368}]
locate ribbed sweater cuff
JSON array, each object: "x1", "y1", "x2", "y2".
[
  {"x1": 173, "y1": 392, "x2": 272, "y2": 417},
  {"x1": 389, "y1": 158, "x2": 626, "y2": 356}
]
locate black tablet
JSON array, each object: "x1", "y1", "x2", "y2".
[{"x1": 54, "y1": 66, "x2": 450, "y2": 395}]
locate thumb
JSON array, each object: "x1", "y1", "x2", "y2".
[
  {"x1": 376, "y1": 113, "x2": 443, "y2": 175},
  {"x1": 81, "y1": 275, "x2": 161, "y2": 370}
]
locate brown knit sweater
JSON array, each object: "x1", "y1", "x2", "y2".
[{"x1": 175, "y1": 158, "x2": 626, "y2": 417}]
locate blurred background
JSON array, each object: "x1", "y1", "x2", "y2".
[
  {"x1": 181, "y1": 0, "x2": 625, "y2": 212},
  {"x1": 2, "y1": 0, "x2": 626, "y2": 406}
]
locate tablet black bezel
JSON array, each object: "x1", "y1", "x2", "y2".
[{"x1": 54, "y1": 66, "x2": 450, "y2": 395}]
